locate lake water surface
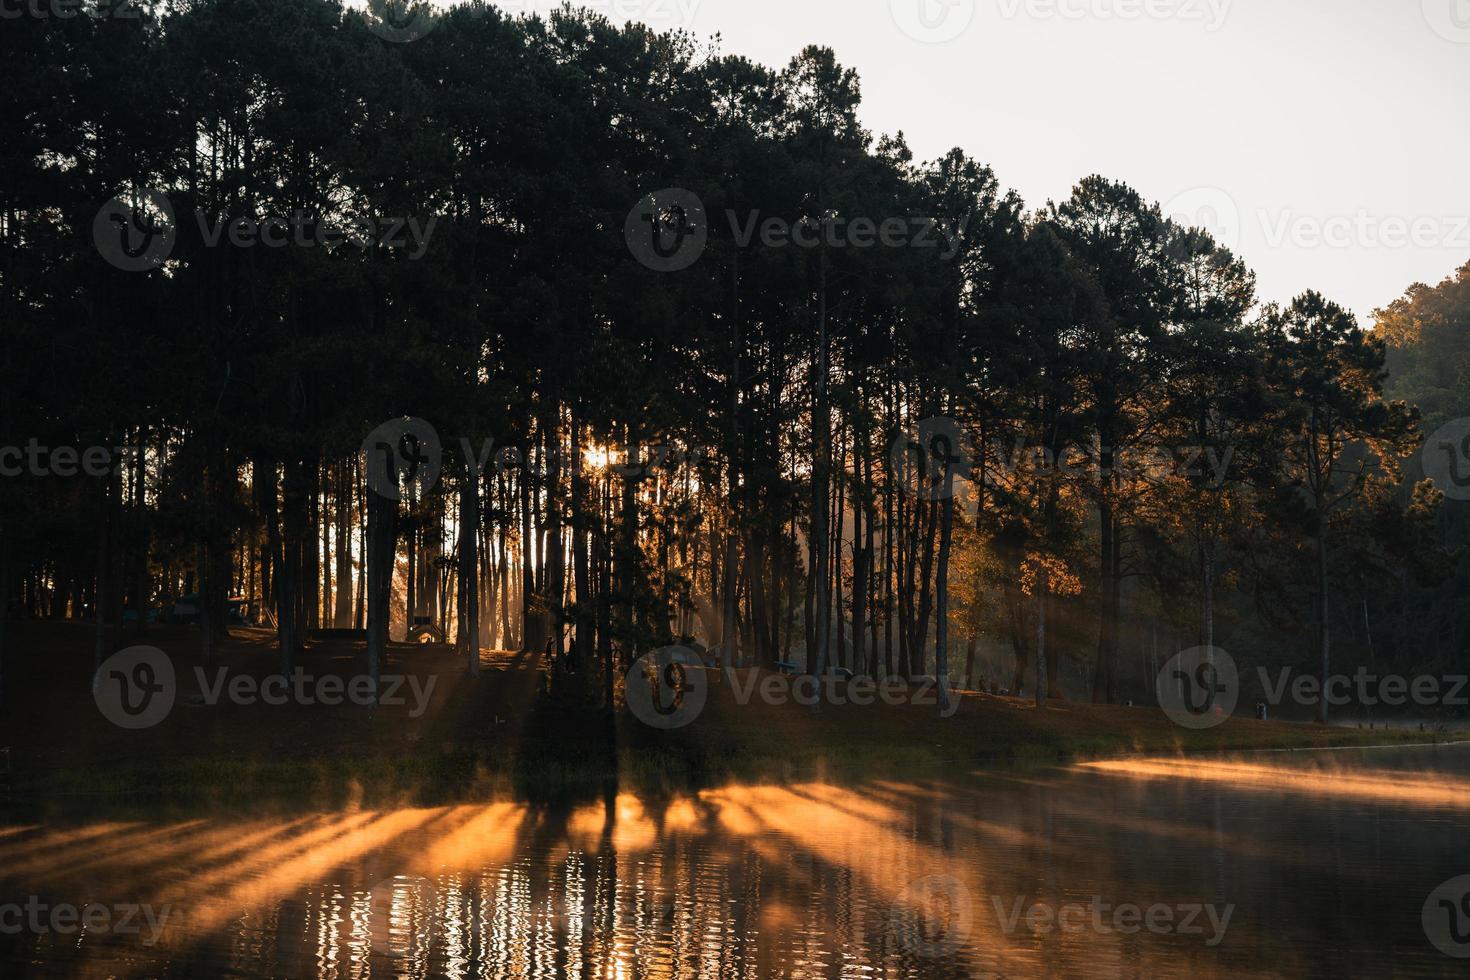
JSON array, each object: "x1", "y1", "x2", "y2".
[{"x1": 2, "y1": 744, "x2": 1468, "y2": 978}]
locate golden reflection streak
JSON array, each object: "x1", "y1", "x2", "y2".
[
  {"x1": 13, "y1": 816, "x2": 317, "y2": 886},
  {"x1": 3, "y1": 819, "x2": 209, "y2": 879},
  {"x1": 1081, "y1": 758, "x2": 1470, "y2": 808},
  {"x1": 698, "y1": 783, "x2": 987, "y2": 910},
  {"x1": 184, "y1": 806, "x2": 453, "y2": 936},
  {"x1": 413, "y1": 803, "x2": 526, "y2": 875},
  {"x1": 0, "y1": 821, "x2": 144, "y2": 862}
]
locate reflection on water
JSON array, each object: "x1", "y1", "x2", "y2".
[{"x1": 2, "y1": 745, "x2": 1469, "y2": 978}]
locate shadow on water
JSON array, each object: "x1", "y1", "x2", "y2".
[{"x1": 0, "y1": 743, "x2": 1468, "y2": 977}]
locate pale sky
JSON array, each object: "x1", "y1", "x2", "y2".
[{"x1": 427, "y1": 0, "x2": 1470, "y2": 323}]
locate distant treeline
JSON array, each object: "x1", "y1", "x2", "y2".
[{"x1": 0, "y1": 0, "x2": 1464, "y2": 720}]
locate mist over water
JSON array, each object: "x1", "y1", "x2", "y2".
[{"x1": 1, "y1": 744, "x2": 1466, "y2": 978}]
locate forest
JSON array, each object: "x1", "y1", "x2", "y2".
[{"x1": 2, "y1": 0, "x2": 1468, "y2": 725}]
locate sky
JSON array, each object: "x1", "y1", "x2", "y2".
[{"x1": 419, "y1": 0, "x2": 1470, "y2": 324}]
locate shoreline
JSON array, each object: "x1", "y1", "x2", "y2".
[{"x1": 1, "y1": 623, "x2": 1463, "y2": 814}]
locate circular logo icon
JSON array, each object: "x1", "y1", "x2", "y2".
[
  {"x1": 888, "y1": 416, "x2": 973, "y2": 501},
  {"x1": 364, "y1": 0, "x2": 437, "y2": 43},
  {"x1": 93, "y1": 189, "x2": 176, "y2": 273},
  {"x1": 1422, "y1": 418, "x2": 1470, "y2": 502},
  {"x1": 625, "y1": 645, "x2": 708, "y2": 730},
  {"x1": 889, "y1": 874, "x2": 972, "y2": 958},
  {"x1": 1423, "y1": 875, "x2": 1470, "y2": 957},
  {"x1": 94, "y1": 645, "x2": 176, "y2": 730},
  {"x1": 625, "y1": 188, "x2": 708, "y2": 273},
  {"x1": 1161, "y1": 186, "x2": 1241, "y2": 255},
  {"x1": 890, "y1": 0, "x2": 976, "y2": 43},
  {"x1": 1423, "y1": 0, "x2": 1470, "y2": 43},
  {"x1": 362, "y1": 417, "x2": 442, "y2": 502},
  {"x1": 1157, "y1": 646, "x2": 1238, "y2": 729}
]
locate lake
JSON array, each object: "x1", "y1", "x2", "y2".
[{"x1": 2, "y1": 744, "x2": 1468, "y2": 978}]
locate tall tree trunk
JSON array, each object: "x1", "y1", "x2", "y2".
[
  {"x1": 1092, "y1": 493, "x2": 1117, "y2": 703},
  {"x1": 809, "y1": 245, "x2": 835, "y2": 691},
  {"x1": 1035, "y1": 564, "x2": 1049, "y2": 707},
  {"x1": 335, "y1": 459, "x2": 353, "y2": 627},
  {"x1": 365, "y1": 482, "x2": 396, "y2": 699},
  {"x1": 0, "y1": 523, "x2": 9, "y2": 707},
  {"x1": 460, "y1": 468, "x2": 480, "y2": 674},
  {"x1": 934, "y1": 483, "x2": 954, "y2": 713},
  {"x1": 1316, "y1": 523, "x2": 1330, "y2": 724}
]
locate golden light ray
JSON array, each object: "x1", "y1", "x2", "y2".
[{"x1": 1081, "y1": 757, "x2": 1470, "y2": 809}]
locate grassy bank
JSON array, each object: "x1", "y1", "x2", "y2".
[{"x1": 0, "y1": 622, "x2": 1459, "y2": 812}]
